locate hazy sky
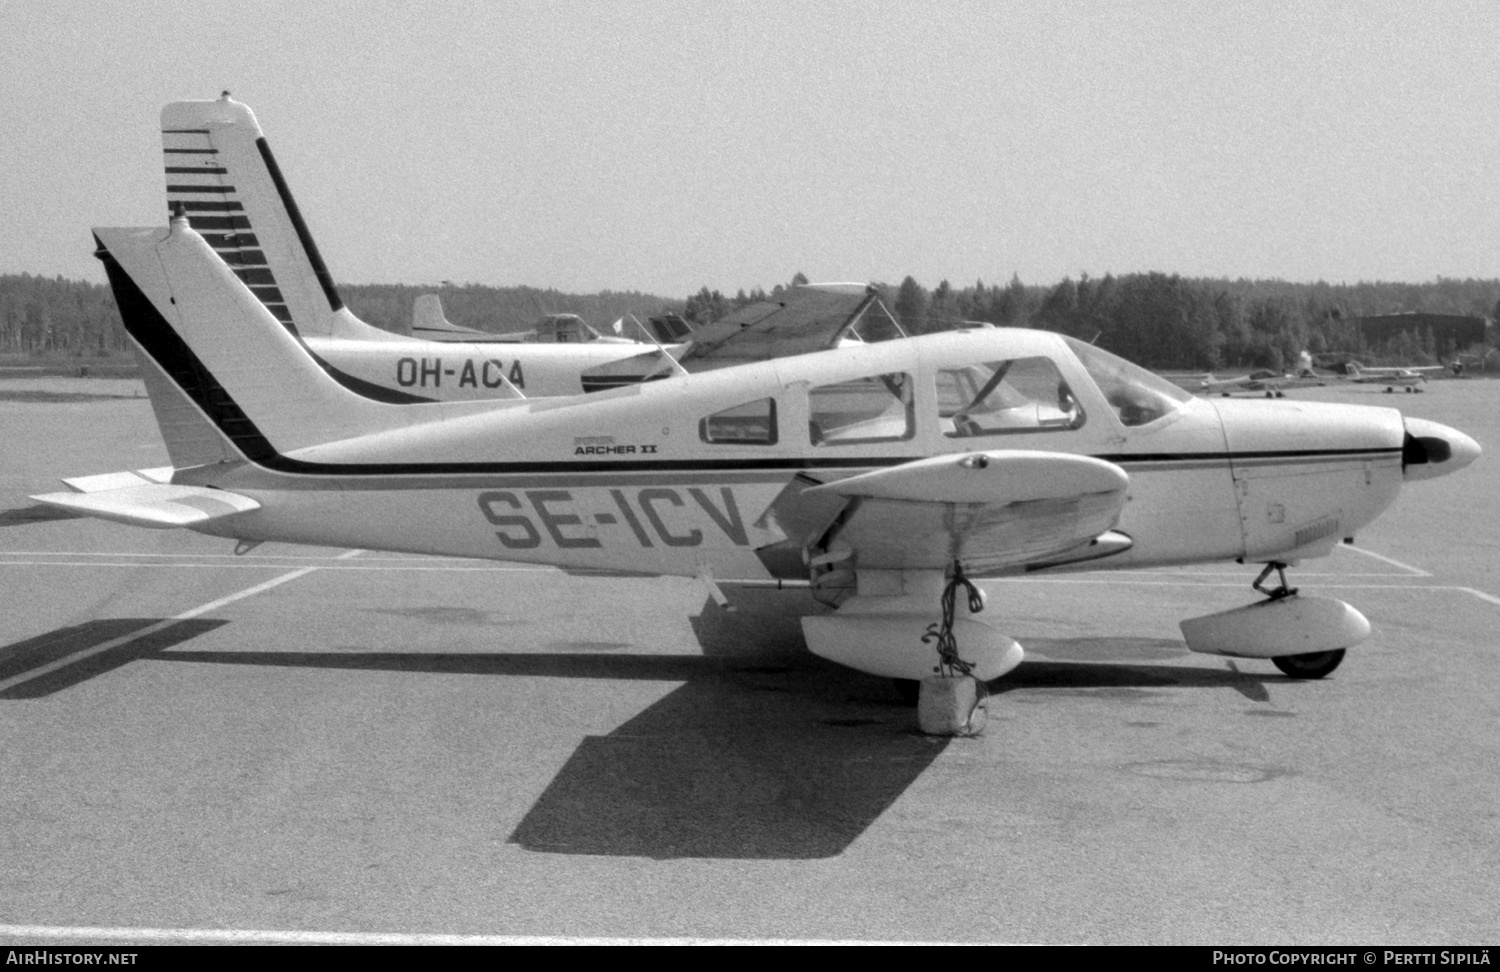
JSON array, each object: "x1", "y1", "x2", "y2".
[{"x1": 2, "y1": 0, "x2": 1497, "y2": 297}]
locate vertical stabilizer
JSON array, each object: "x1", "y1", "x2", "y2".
[
  {"x1": 161, "y1": 94, "x2": 378, "y2": 340},
  {"x1": 94, "y1": 220, "x2": 419, "y2": 458}
]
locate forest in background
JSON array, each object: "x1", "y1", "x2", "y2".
[{"x1": 3, "y1": 269, "x2": 1497, "y2": 372}]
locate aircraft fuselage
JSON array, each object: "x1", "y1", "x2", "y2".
[{"x1": 181, "y1": 329, "x2": 1423, "y2": 580}]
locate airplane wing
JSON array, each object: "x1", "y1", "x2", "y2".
[
  {"x1": 578, "y1": 284, "x2": 899, "y2": 389},
  {"x1": 31, "y1": 469, "x2": 259, "y2": 529},
  {"x1": 678, "y1": 284, "x2": 889, "y2": 364},
  {"x1": 797, "y1": 450, "x2": 1130, "y2": 574}
]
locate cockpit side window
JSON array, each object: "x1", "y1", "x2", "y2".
[
  {"x1": 1065, "y1": 337, "x2": 1190, "y2": 428},
  {"x1": 699, "y1": 397, "x2": 778, "y2": 445},
  {"x1": 808, "y1": 372, "x2": 915, "y2": 446},
  {"x1": 938, "y1": 357, "x2": 1085, "y2": 438}
]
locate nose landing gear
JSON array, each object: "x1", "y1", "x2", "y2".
[
  {"x1": 1179, "y1": 561, "x2": 1369, "y2": 678},
  {"x1": 1272, "y1": 647, "x2": 1346, "y2": 679},
  {"x1": 1254, "y1": 562, "x2": 1346, "y2": 679}
]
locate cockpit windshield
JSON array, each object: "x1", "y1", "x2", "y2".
[{"x1": 1064, "y1": 337, "x2": 1190, "y2": 428}]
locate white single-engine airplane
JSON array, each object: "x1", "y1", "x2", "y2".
[
  {"x1": 1337, "y1": 360, "x2": 1445, "y2": 393},
  {"x1": 161, "y1": 94, "x2": 892, "y2": 402},
  {"x1": 1197, "y1": 353, "x2": 1325, "y2": 398},
  {"x1": 410, "y1": 296, "x2": 634, "y2": 345},
  {"x1": 36, "y1": 215, "x2": 1480, "y2": 712},
  {"x1": 1199, "y1": 368, "x2": 1295, "y2": 398}
]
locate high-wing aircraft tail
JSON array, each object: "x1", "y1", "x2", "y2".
[
  {"x1": 161, "y1": 94, "x2": 386, "y2": 342},
  {"x1": 411, "y1": 293, "x2": 494, "y2": 340}
]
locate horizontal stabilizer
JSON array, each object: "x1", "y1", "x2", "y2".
[
  {"x1": 61, "y1": 467, "x2": 174, "y2": 493},
  {"x1": 31, "y1": 483, "x2": 259, "y2": 529}
]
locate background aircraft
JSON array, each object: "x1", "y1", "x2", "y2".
[
  {"x1": 410, "y1": 295, "x2": 635, "y2": 345},
  {"x1": 1195, "y1": 352, "x2": 1325, "y2": 398},
  {"x1": 1309, "y1": 353, "x2": 1447, "y2": 393},
  {"x1": 161, "y1": 95, "x2": 898, "y2": 401},
  {"x1": 37, "y1": 216, "x2": 1480, "y2": 723},
  {"x1": 1198, "y1": 368, "x2": 1296, "y2": 397}
]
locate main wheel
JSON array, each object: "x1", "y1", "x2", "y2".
[{"x1": 1272, "y1": 648, "x2": 1346, "y2": 679}]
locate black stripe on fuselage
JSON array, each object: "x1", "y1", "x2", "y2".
[
  {"x1": 163, "y1": 148, "x2": 218, "y2": 155},
  {"x1": 248, "y1": 448, "x2": 1401, "y2": 480},
  {"x1": 254, "y1": 136, "x2": 345, "y2": 314}
]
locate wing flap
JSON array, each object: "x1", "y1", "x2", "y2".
[{"x1": 31, "y1": 483, "x2": 259, "y2": 529}]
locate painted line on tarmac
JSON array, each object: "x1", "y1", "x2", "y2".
[
  {"x1": 0, "y1": 550, "x2": 456, "y2": 560},
  {"x1": 0, "y1": 559, "x2": 551, "y2": 571},
  {"x1": 994, "y1": 577, "x2": 1487, "y2": 596},
  {"x1": 1337, "y1": 543, "x2": 1431, "y2": 576},
  {"x1": 0, "y1": 550, "x2": 364, "y2": 695},
  {"x1": 0, "y1": 923, "x2": 993, "y2": 946}
]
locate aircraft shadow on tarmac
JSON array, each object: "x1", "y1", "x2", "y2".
[
  {"x1": 0, "y1": 503, "x2": 85, "y2": 527},
  {"x1": 0, "y1": 595, "x2": 1288, "y2": 858},
  {"x1": 0, "y1": 617, "x2": 227, "y2": 698}
]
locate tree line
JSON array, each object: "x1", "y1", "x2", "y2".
[
  {"x1": 4, "y1": 268, "x2": 1497, "y2": 371},
  {"x1": 687, "y1": 273, "x2": 1500, "y2": 371},
  {"x1": 0, "y1": 274, "x2": 680, "y2": 357}
]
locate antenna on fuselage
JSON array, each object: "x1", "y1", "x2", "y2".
[{"x1": 628, "y1": 312, "x2": 689, "y2": 378}]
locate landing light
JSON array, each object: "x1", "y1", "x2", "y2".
[{"x1": 958, "y1": 454, "x2": 990, "y2": 470}]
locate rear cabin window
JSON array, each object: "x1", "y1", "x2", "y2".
[
  {"x1": 938, "y1": 357, "x2": 1084, "y2": 437},
  {"x1": 699, "y1": 398, "x2": 778, "y2": 445},
  {"x1": 808, "y1": 372, "x2": 915, "y2": 446}
]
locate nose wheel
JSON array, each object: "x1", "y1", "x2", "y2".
[
  {"x1": 1253, "y1": 562, "x2": 1347, "y2": 679},
  {"x1": 1272, "y1": 649, "x2": 1346, "y2": 679}
]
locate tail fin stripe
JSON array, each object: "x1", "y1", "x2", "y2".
[
  {"x1": 94, "y1": 238, "x2": 277, "y2": 463},
  {"x1": 166, "y1": 184, "x2": 236, "y2": 194},
  {"x1": 254, "y1": 138, "x2": 344, "y2": 313},
  {"x1": 163, "y1": 148, "x2": 218, "y2": 155},
  {"x1": 186, "y1": 216, "x2": 252, "y2": 230},
  {"x1": 165, "y1": 166, "x2": 227, "y2": 175}
]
